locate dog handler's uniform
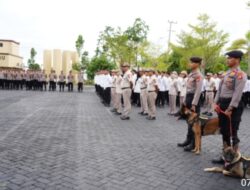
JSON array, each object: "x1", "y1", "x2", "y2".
[
  {"x1": 177, "y1": 57, "x2": 203, "y2": 151},
  {"x1": 214, "y1": 51, "x2": 247, "y2": 150}
]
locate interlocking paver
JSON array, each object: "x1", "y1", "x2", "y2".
[{"x1": 0, "y1": 87, "x2": 249, "y2": 190}]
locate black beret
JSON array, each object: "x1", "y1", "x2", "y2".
[
  {"x1": 225, "y1": 50, "x2": 244, "y2": 59},
  {"x1": 190, "y1": 56, "x2": 202, "y2": 64}
]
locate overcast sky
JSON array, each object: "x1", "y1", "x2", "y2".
[{"x1": 0, "y1": 0, "x2": 249, "y2": 65}]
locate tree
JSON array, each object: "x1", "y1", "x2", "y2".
[
  {"x1": 28, "y1": 48, "x2": 40, "y2": 70},
  {"x1": 87, "y1": 54, "x2": 116, "y2": 79},
  {"x1": 73, "y1": 35, "x2": 89, "y2": 71},
  {"x1": 96, "y1": 18, "x2": 149, "y2": 67},
  {"x1": 171, "y1": 14, "x2": 229, "y2": 73}
]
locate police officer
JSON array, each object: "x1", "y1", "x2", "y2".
[
  {"x1": 67, "y1": 70, "x2": 74, "y2": 92},
  {"x1": 212, "y1": 50, "x2": 247, "y2": 164},
  {"x1": 120, "y1": 63, "x2": 133, "y2": 120},
  {"x1": 77, "y1": 71, "x2": 84, "y2": 92},
  {"x1": 59, "y1": 71, "x2": 66, "y2": 92},
  {"x1": 138, "y1": 69, "x2": 148, "y2": 115},
  {"x1": 177, "y1": 57, "x2": 203, "y2": 151},
  {"x1": 146, "y1": 69, "x2": 158, "y2": 120}
]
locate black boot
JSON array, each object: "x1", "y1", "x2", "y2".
[
  {"x1": 184, "y1": 139, "x2": 195, "y2": 152},
  {"x1": 177, "y1": 137, "x2": 191, "y2": 147},
  {"x1": 178, "y1": 125, "x2": 192, "y2": 147}
]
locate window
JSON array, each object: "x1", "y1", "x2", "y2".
[{"x1": 0, "y1": 43, "x2": 3, "y2": 47}]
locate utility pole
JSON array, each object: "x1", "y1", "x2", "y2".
[{"x1": 167, "y1": 20, "x2": 177, "y2": 52}]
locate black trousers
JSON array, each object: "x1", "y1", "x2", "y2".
[
  {"x1": 164, "y1": 91, "x2": 169, "y2": 105},
  {"x1": 41, "y1": 81, "x2": 46, "y2": 91},
  {"x1": 218, "y1": 98, "x2": 244, "y2": 146},
  {"x1": 0, "y1": 79, "x2": 3, "y2": 89},
  {"x1": 59, "y1": 82, "x2": 65, "y2": 91},
  {"x1": 133, "y1": 92, "x2": 141, "y2": 106},
  {"x1": 49, "y1": 81, "x2": 53, "y2": 91},
  {"x1": 68, "y1": 82, "x2": 73, "y2": 91},
  {"x1": 104, "y1": 87, "x2": 111, "y2": 105},
  {"x1": 157, "y1": 91, "x2": 165, "y2": 106},
  {"x1": 78, "y1": 82, "x2": 83, "y2": 92},
  {"x1": 247, "y1": 92, "x2": 250, "y2": 106}
]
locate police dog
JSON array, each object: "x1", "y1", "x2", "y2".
[
  {"x1": 204, "y1": 147, "x2": 250, "y2": 178},
  {"x1": 178, "y1": 106, "x2": 220, "y2": 154}
]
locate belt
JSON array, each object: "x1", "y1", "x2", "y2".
[
  {"x1": 206, "y1": 91, "x2": 214, "y2": 92},
  {"x1": 148, "y1": 91, "x2": 156, "y2": 93},
  {"x1": 219, "y1": 97, "x2": 231, "y2": 101},
  {"x1": 111, "y1": 87, "x2": 116, "y2": 88},
  {"x1": 186, "y1": 93, "x2": 194, "y2": 95},
  {"x1": 122, "y1": 87, "x2": 130, "y2": 90},
  {"x1": 140, "y1": 87, "x2": 147, "y2": 90}
]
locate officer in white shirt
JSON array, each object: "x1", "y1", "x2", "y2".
[
  {"x1": 157, "y1": 72, "x2": 166, "y2": 107},
  {"x1": 163, "y1": 73, "x2": 170, "y2": 105},
  {"x1": 103, "y1": 70, "x2": 112, "y2": 106}
]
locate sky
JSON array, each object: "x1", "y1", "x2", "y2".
[{"x1": 0, "y1": 0, "x2": 249, "y2": 65}]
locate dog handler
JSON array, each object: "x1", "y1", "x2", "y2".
[
  {"x1": 212, "y1": 50, "x2": 247, "y2": 164},
  {"x1": 177, "y1": 57, "x2": 203, "y2": 151}
]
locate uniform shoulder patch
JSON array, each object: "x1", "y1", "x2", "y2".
[
  {"x1": 237, "y1": 71, "x2": 244, "y2": 80},
  {"x1": 196, "y1": 75, "x2": 202, "y2": 82}
]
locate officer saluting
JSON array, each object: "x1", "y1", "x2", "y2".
[
  {"x1": 212, "y1": 50, "x2": 247, "y2": 164},
  {"x1": 177, "y1": 57, "x2": 203, "y2": 151}
]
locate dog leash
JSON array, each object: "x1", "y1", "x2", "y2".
[{"x1": 215, "y1": 105, "x2": 233, "y2": 147}]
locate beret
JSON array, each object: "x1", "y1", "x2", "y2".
[
  {"x1": 225, "y1": 50, "x2": 244, "y2": 59},
  {"x1": 190, "y1": 56, "x2": 202, "y2": 64}
]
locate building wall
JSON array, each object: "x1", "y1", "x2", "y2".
[
  {"x1": 53, "y1": 49, "x2": 62, "y2": 75},
  {"x1": 43, "y1": 50, "x2": 52, "y2": 75},
  {"x1": 0, "y1": 40, "x2": 23, "y2": 68},
  {"x1": 43, "y1": 49, "x2": 79, "y2": 79}
]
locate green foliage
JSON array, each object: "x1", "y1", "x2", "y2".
[
  {"x1": 87, "y1": 54, "x2": 116, "y2": 79},
  {"x1": 171, "y1": 14, "x2": 229, "y2": 73},
  {"x1": 74, "y1": 35, "x2": 89, "y2": 71},
  {"x1": 28, "y1": 48, "x2": 40, "y2": 70},
  {"x1": 97, "y1": 18, "x2": 149, "y2": 66}
]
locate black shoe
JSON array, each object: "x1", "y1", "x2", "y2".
[
  {"x1": 177, "y1": 139, "x2": 191, "y2": 147},
  {"x1": 142, "y1": 113, "x2": 148, "y2": 116},
  {"x1": 184, "y1": 143, "x2": 195, "y2": 152},
  {"x1": 202, "y1": 111, "x2": 208, "y2": 115},
  {"x1": 138, "y1": 112, "x2": 144, "y2": 115},
  {"x1": 120, "y1": 116, "x2": 130, "y2": 120},
  {"x1": 110, "y1": 108, "x2": 117, "y2": 112},
  {"x1": 146, "y1": 116, "x2": 156, "y2": 120},
  {"x1": 115, "y1": 112, "x2": 122, "y2": 115},
  {"x1": 211, "y1": 157, "x2": 224, "y2": 165}
]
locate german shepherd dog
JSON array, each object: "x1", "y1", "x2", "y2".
[
  {"x1": 204, "y1": 147, "x2": 250, "y2": 178},
  {"x1": 178, "y1": 106, "x2": 220, "y2": 154}
]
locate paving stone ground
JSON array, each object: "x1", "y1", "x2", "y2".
[{"x1": 0, "y1": 87, "x2": 250, "y2": 190}]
